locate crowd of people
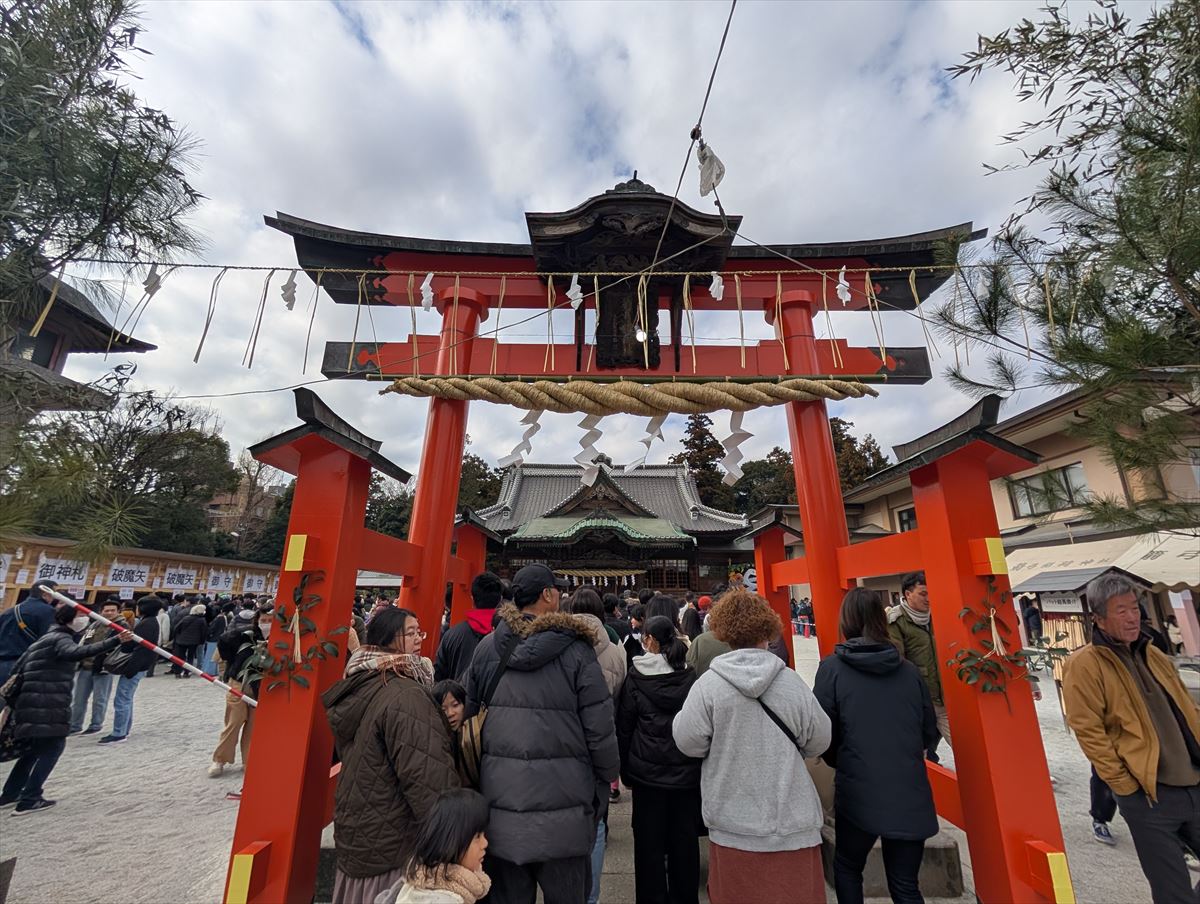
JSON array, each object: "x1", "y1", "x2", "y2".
[
  {"x1": 315, "y1": 565, "x2": 951, "y2": 904},
  {"x1": 3, "y1": 561, "x2": 1196, "y2": 904}
]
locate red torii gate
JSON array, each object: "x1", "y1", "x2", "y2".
[{"x1": 224, "y1": 181, "x2": 1069, "y2": 904}]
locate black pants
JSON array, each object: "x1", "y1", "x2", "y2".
[
  {"x1": 1116, "y1": 785, "x2": 1200, "y2": 904},
  {"x1": 1, "y1": 736, "x2": 66, "y2": 803},
  {"x1": 1090, "y1": 766, "x2": 1117, "y2": 823},
  {"x1": 629, "y1": 783, "x2": 701, "y2": 904},
  {"x1": 171, "y1": 644, "x2": 198, "y2": 674},
  {"x1": 833, "y1": 816, "x2": 926, "y2": 904},
  {"x1": 485, "y1": 853, "x2": 588, "y2": 904}
]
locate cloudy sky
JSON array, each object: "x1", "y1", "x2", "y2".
[{"x1": 63, "y1": 0, "x2": 1146, "y2": 484}]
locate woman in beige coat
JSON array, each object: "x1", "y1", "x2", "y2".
[{"x1": 568, "y1": 587, "x2": 627, "y2": 696}]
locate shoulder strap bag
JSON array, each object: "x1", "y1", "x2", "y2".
[
  {"x1": 459, "y1": 635, "x2": 518, "y2": 788},
  {"x1": 715, "y1": 670, "x2": 805, "y2": 754},
  {"x1": 13, "y1": 603, "x2": 38, "y2": 643}
]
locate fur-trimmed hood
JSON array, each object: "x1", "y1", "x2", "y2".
[{"x1": 494, "y1": 603, "x2": 598, "y2": 673}]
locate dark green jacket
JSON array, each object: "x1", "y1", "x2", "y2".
[{"x1": 887, "y1": 608, "x2": 943, "y2": 705}]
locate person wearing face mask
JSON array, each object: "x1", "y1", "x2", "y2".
[
  {"x1": 207, "y1": 608, "x2": 270, "y2": 777},
  {"x1": 322, "y1": 607, "x2": 460, "y2": 903},
  {"x1": 1, "y1": 602, "x2": 134, "y2": 813}
]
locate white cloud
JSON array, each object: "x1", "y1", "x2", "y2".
[{"x1": 62, "y1": 0, "x2": 1107, "y2": 481}]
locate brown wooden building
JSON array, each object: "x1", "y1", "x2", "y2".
[{"x1": 473, "y1": 455, "x2": 749, "y2": 592}]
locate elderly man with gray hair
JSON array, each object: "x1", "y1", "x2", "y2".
[{"x1": 1063, "y1": 572, "x2": 1200, "y2": 904}]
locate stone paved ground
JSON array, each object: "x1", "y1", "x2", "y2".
[{"x1": 0, "y1": 636, "x2": 1174, "y2": 904}]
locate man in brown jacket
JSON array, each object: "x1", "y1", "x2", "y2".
[{"x1": 1063, "y1": 572, "x2": 1200, "y2": 904}]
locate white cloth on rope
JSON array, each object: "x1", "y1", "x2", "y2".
[
  {"x1": 142, "y1": 263, "x2": 164, "y2": 299},
  {"x1": 623, "y1": 414, "x2": 667, "y2": 472},
  {"x1": 719, "y1": 411, "x2": 753, "y2": 486},
  {"x1": 574, "y1": 414, "x2": 604, "y2": 486},
  {"x1": 697, "y1": 142, "x2": 725, "y2": 197},
  {"x1": 836, "y1": 267, "x2": 851, "y2": 306},
  {"x1": 566, "y1": 273, "x2": 584, "y2": 310},
  {"x1": 420, "y1": 272, "x2": 435, "y2": 311},
  {"x1": 709, "y1": 272, "x2": 725, "y2": 302},
  {"x1": 498, "y1": 409, "x2": 543, "y2": 468},
  {"x1": 281, "y1": 270, "x2": 298, "y2": 310}
]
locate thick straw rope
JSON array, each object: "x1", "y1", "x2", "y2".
[{"x1": 381, "y1": 376, "x2": 876, "y2": 417}]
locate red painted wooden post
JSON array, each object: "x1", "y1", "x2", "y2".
[
  {"x1": 911, "y1": 442, "x2": 1068, "y2": 903},
  {"x1": 399, "y1": 290, "x2": 487, "y2": 636},
  {"x1": 773, "y1": 292, "x2": 853, "y2": 657},
  {"x1": 754, "y1": 525, "x2": 794, "y2": 666},
  {"x1": 225, "y1": 436, "x2": 370, "y2": 904}
]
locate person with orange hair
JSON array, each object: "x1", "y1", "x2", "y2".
[{"x1": 672, "y1": 590, "x2": 830, "y2": 904}]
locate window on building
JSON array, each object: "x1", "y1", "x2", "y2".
[
  {"x1": 646, "y1": 558, "x2": 689, "y2": 590},
  {"x1": 896, "y1": 507, "x2": 917, "y2": 533},
  {"x1": 1009, "y1": 463, "x2": 1090, "y2": 518},
  {"x1": 12, "y1": 328, "x2": 60, "y2": 369}
]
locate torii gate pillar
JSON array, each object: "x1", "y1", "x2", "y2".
[
  {"x1": 771, "y1": 292, "x2": 853, "y2": 655},
  {"x1": 399, "y1": 291, "x2": 487, "y2": 638}
]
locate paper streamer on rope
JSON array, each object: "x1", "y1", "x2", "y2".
[
  {"x1": 194, "y1": 267, "x2": 229, "y2": 363},
  {"x1": 574, "y1": 414, "x2": 604, "y2": 485},
  {"x1": 566, "y1": 273, "x2": 583, "y2": 310},
  {"x1": 697, "y1": 141, "x2": 725, "y2": 197},
  {"x1": 836, "y1": 267, "x2": 851, "y2": 306},
  {"x1": 281, "y1": 270, "x2": 298, "y2": 310},
  {"x1": 624, "y1": 414, "x2": 667, "y2": 472},
  {"x1": 908, "y1": 269, "x2": 940, "y2": 359},
  {"x1": 498, "y1": 409, "x2": 543, "y2": 468},
  {"x1": 719, "y1": 411, "x2": 753, "y2": 486},
  {"x1": 420, "y1": 272, "x2": 434, "y2": 311},
  {"x1": 709, "y1": 272, "x2": 724, "y2": 301},
  {"x1": 821, "y1": 272, "x2": 844, "y2": 369}
]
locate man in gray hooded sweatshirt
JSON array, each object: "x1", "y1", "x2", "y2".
[{"x1": 673, "y1": 589, "x2": 831, "y2": 904}]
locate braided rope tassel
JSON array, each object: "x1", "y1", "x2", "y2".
[
  {"x1": 347, "y1": 271, "x2": 366, "y2": 371},
  {"x1": 821, "y1": 272, "x2": 843, "y2": 369},
  {"x1": 638, "y1": 274, "x2": 650, "y2": 369},
  {"x1": 29, "y1": 263, "x2": 66, "y2": 338},
  {"x1": 408, "y1": 273, "x2": 420, "y2": 376},
  {"x1": 302, "y1": 270, "x2": 325, "y2": 375},
  {"x1": 544, "y1": 275, "x2": 556, "y2": 372},
  {"x1": 491, "y1": 275, "x2": 506, "y2": 376},
  {"x1": 245, "y1": 268, "x2": 276, "y2": 369},
  {"x1": 735, "y1": 274, "x2": 745, "y2": 368},
  {"x1": 775, "y1": 274, "x2": 789, "y2": 371},
  {"x1": 683, "y1": 274, "x2": 697, "y2": 373},
  {"x1": 451, "y1": 274, "x2": 461, "y2": 376},
  {"x1": 908, "y1": 269, "x2": 940, "y2": 359},
  {"x1": 585, "y1": 274, "x2": 600, "y2": 373},
  {"x1": 864, "y1": 272, "x2": 886, "y2": 365},
  {"x1": 194, "y1": 267, "x2": 229, "y2": 363}
]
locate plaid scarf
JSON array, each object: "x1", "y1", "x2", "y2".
[{"x1": 344, "y1": 646, "x2": 433, "y2": 687}]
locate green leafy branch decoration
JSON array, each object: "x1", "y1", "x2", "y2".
[
  {"x1": 246, "y1": 570, "x2": 349, "y2": 696},
  {"x1": 945, "y1": 577, "x2": 1070, "y2": 707}
]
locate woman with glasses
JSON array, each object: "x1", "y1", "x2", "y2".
[{"x1": 322, "y1": 607, "x2": 460, "y2": 903}]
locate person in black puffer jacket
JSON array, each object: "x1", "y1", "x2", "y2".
[
  {"x1": 1, "y1": 603, "x2": 130, "y2": 813},
  {"x1": 617, "y1": 615, "x2": 703, "y2": 904},
  {"x1": 170, "y1": 604, "x2": 208, "y2": 677},
  {"x1": 813, "y1": 588, "x2": 938, "y2": 904},
  {"x1": 464, "y1": 564, "x2": 618, "y2": 904}
]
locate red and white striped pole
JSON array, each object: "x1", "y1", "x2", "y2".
[{"x1": 42, "y1": 587, "x2": 258, "y2": 707}]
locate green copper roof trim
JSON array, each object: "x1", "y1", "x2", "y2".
[{"x1": 510, "y1": 514, "x2": 695, "y2": 544}]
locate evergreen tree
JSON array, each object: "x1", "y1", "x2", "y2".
[
  {"x1": 669, "y1": 413, "x2": 736, "y2": 511},
  {"x1": 458, "y1": 452, "x2": 502, "y2": 509},
  {"x1": 943, "y1": 0, "x2": 1200, "y2": 533}
]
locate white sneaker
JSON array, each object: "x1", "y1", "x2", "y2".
[{"x1": 207, "y1": 762, "x2": 225, "y2": 778}]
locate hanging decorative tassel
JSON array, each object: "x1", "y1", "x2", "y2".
[
  {"x1": 988, "y1": 607, "x2": 1009, "y2": 658},
  {"x1": 347, "y1": 271, "x2": 366, "y2": 371},
  {"x1": 575, "y1": 414, "x2": 604, "y2": 486},
  {"x1": 450, "y1": 274, "x2": 461, "y2": 376},
  {"x1": 194, "y1": 267, "x2": 229, "y2": 363},
  {"x1": 836, "y1": 266, "x2": 852, "y2": 306},
  {"x1": 719, "y1": 411, "x2": 753, "y2": 485},
  {"x1": 490, "y1": 275, "x2": 506, "y2": 376},
  {"x1": 29, "y1": 263, "x2": 66, "y2": 338},
  {"x1": 281, "y1": 270, "x2": 298, "y2": 310},
  {"x1": 498, "y1": 409, "x2": 543, "y2": 468},
  {"x1": 908, "y1": 269, "x2": 941, "y2": 359},
  {"x1": 709, "y1": 272, "x2": 725, "y2": 301},
  {"x1": 624, "y1": 414, "x2": 667, "y2": 472},
  {"x1": 302, "y1": 270, "x2": 325, "y2": 375},
  {"x1": 864, "y1": 272, "x2": 887, "y2": 365},
  {"x1": 774, "y1": 274, "x2": 790, "y2": 371},
  {"x1": 585, "y1": 275, "x2": 599, "y2": 373},
  {"x1": 821, "y1": 272, "x2": 844, "y2": 369},
  {"x1": 290, "y1": 608, "x2": 303, "y2": 664},
  {"x1": 543, "y1": 275, "x2": 556, "y2": 372},
  {"x1": 244, "y1": 268, "x2": 276, "y2": 369},
  {"x1": 735, "y1": 274, "x2": 745, "y2": 368},
  {"x1": 683, "y1": 274, "x2": 697, "y2": 373},
  {"x1": 637, "y1": 274, "x2": 650, "y2": 368},
  {"x1": 407, "y1": 273, "x2": 420, "y2": 376}
]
